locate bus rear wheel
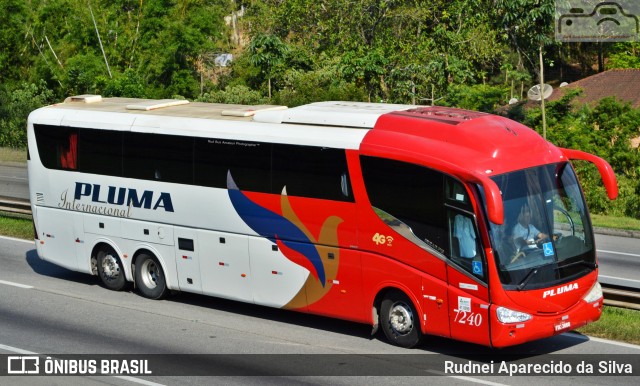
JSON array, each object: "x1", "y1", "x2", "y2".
[
  {"x1": 96, "y1": 246, "x2": 127, "y2": 291},
  {"x1": 135, "y1": 253, "x2": 169, "y2": 300},
  {"x1": 380, "y1": 289, "x2": 422, "y2": 348}
]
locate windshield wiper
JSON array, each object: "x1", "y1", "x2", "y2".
[
  {"x1": 516, "y1": 260, "x2": 563, "y2": 290},
  {"x1": 517, "y1": 268, "x2": 539, "y2": 291}
]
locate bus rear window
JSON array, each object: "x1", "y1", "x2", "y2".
[{"x1": 33, "y1": 124, "x2": 78, "y2": 170}]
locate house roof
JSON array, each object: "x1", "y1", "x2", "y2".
[{"x1": 548, "y1": 68, "x2": 640, "y2": 108}]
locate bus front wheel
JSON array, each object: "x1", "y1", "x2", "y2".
[
  {"x1": 135, "y1": 253, "x2": 169, "y2": 300},
  {"x1": 380, "y1": 289, "x2": 422, "y2": 348},
  {"x1": 96, "y1": 246, "x2": 127, "y2": 291}
]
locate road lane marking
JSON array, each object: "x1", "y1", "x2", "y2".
[
  {"x1": 117, "y1": 376, "x2": 166, "y2": 386},
  {"x1": 0, "y1": 343, "x2": 37, "y2": 355},
  {"x1": 426, "y1": 370, "x2": 510, "y2": 385},
  {"x1": 599, "y1": 275, "x2": 640, "y2": 284},
  {"x1": 565, "y1": 333, "x2": 640, "y2": 350},
  {"x1": 0, "y1": 343, "x2": 166, "y2": 386},
  {"x1": 587, "y1": 336, "x2": 640, "y2": 350},
  {"x1": 0, "y1": 279, "x2": 33, "y2": 289},
  {"x1": 597, "y1": 249, "x2": 640, "y2": 258},
  {"x1": 0, "y1": 235, "x2": 34, "y2": 244}
]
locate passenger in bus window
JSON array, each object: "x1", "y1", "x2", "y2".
[{"x1": 512, "y1": 203, "x2": 548, "y2": 252}]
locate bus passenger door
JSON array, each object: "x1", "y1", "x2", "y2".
[
  {"x1": 446, "y1": 211, "x2": 491, "y2": 346},
  {"x1": 173, "y1": 228, "x2": 202, "y2": 294}
]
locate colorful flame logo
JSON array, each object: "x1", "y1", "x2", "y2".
[{"x1": 227, "y1": 172, "x2": 342, "y2": 307}]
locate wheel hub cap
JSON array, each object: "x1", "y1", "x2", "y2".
[
  {"x1": 389, "y1": 303, "x2": 413, "y2": 334},
  {"x1": 141, "y1": 260, "x2": 159, "y2": 289},
  {"x1": 101, "y1": 254, "x2": 120, "y2": 279}
]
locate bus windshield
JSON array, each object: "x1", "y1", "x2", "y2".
[{"x1": 488, "y1": 163, "x2": 596, "y2": 290}]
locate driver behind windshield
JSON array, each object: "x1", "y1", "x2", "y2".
[{"x1": 512, "y1": 203, "x2": 548, "y2": 252}]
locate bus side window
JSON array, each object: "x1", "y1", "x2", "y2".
[
  {"x1": 33, "y1": 124, "x2": 78, "y2": 171},
  {"x1": 272, "y1": 144, "x2": 353, "y2": 202},
  {"x1": 360, "y1": 156, "x2": 448, "y2": 256},
  {"x1": 449, "y1": 211, "x2": 485, "y2": 281},
  {"x1": 124, "y1": 132, "x2": 193, "y2": 184}
]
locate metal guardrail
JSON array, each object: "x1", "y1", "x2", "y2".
[
  {"x1": 2, "y1": 197, "x2": 640, "y2": 310},
  {"x1": 0, "y1": 197, "x2": 31, "y2": 216},
  {"x1": 602, "y1": 284, "x2": 640, "y2": 311}
]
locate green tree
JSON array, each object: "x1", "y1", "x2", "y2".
[
  {"x1": 248, "y1": 33, "x2": 290, "y2": 99},
  {"x1": 341, "y1": 48, "x2": 389, "y2": 102},
  {"x1": 102, "y1": 68, "x2": 147, "y2": 97},
  {"x1": 274, "y1": 57, "x2": 367, "y2": 106},
  {"x1": 606, "y1": 43, "x2": 640, "y2": 69},
  {"x1": 442, "y1": 84, "x2": 509, "y2": 112},
  {"x1": 198, "y1": 85, "x2": 267, "y2": 105},
  {"x1": 0, "y1": 0, "x2": 29, "y2": 84},
  {"x1": 492, "y1": 0, "x2": 555, "y2": 71},
  {"x1": 0, "y1": 81, "x2": 55, "y2": 148}
]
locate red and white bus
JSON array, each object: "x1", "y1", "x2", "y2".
[{"x1": 27, "y1": 95, "x2": 618, "y2": 348}]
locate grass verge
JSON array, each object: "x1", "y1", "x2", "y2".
[
  {"x1": 0, "y1": 212, "x2": 33, "y2": 239},
  {"x1": 577, "y1": 306, "x2": 640, "y2": 345},
  {"x1": 0, "y1": 147, "x2": 27, "y2": 164},
  {"x1": 590, "y1": 214, "x2": 640, "y2": 232}
]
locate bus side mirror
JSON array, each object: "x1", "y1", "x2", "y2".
[
  {"x1": 560, "y1": 148, "x2": 618, "y2": 200},
  {"x1": 481, "y1": 177, "x2": 504, "y2": 225}
]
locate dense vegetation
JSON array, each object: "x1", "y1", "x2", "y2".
[{"x1": 1, "y1": 0, "x2": 639, "y2": 217}]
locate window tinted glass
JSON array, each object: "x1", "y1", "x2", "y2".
[
  {"x1": 124, "y1": 132, "x2": 193, "y2": 184},
  {"x1": 361, "y1": 156, "x2": 448, "y2": 255},
  {"x1": 34, "y1": 124, "x2": 353, "y2": 202},
  {"x1": 78, "y1": 129, "x2": 122, "y2": 176},
  {"x1": 194, "y1": 138, "x2": 271, "y2": 193},
  {"x1": 33, "y1": 124, "x2": 77, "y2": 170},
  {"x1": 446, "y1": 177, "x2": 472, "y2": 211},
  {"x1": 272, "y1": 144, "x2": 353, "y2": 201}
]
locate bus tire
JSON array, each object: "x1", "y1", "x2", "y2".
[
  {"x1": 135, "y1": 253, "x2": 169, "y2": 300},
  {"x1": 96, "y1": 246, "x2": 127, "y2": 291},
  {"x1": 380, "y1": 289, "x2": 422, "y2": 348}
]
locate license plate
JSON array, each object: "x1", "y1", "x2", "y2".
[{"x1": 554, "y1": 320, "x2": 571, "y2": 332}]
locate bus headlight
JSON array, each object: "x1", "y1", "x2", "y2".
[
  {"x1": 496, "y1": 307, "x2": 532, "y2": 324},
  {"x1": 583, "y1": 282, "x2": 603, "y2": 303}
]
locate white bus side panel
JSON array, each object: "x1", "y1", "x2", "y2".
[
  {"x1": 84, "y1": 214, "x2": 121, "y2": 238},
  {"x1": 249, "y1": 237, "x2": 309, "y2": 308},
  {"x1": 121, "y1": 219, "x2": 174, "y2": 247},
  {"x1": 198, "y1": 230, "x2": 252, "y2": 302},
  {"x1": 35, "y1": 206, "x2": 85, "y2": 272}
]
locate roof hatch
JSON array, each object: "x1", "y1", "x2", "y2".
[
  {"x1": 64, "y1": 94, "x2": 103, "y2": 104},
  {"x1": 126, "y1": 99, "x2": 190, "y2": 111}
]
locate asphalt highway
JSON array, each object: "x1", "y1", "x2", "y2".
[{"x1": 0, "y1": 236, "x2": 639, "y2": 385}]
